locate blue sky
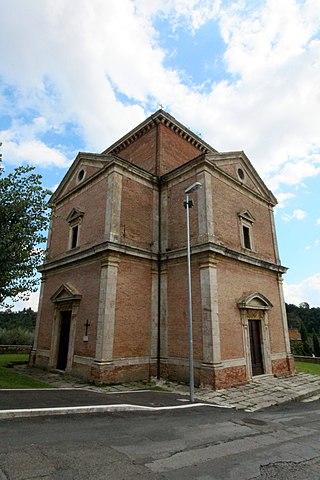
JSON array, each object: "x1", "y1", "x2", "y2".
[{"x1": 0, "y1": 0, "x2": 320, "y2": 309}]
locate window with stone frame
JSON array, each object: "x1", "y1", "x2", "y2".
[
  {"x1": 66, "y1": 208, "x2": 84, "y2": 250},
  {"x1": 238, "y1": 210, "x2": 255, "y2": 251}
]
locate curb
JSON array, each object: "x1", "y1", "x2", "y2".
[{"x1": 0, "y1": 402, "x2": 226, "y2": 420}]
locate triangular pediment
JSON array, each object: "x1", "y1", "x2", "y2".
[
  {"x1": 66, "y1": 208, "x2": 84, "y2": 224},
  {"x1": 51, "y1": 283, "x2": 82, "y2": 303},
  {"x1": 238, "y1": 292, "x2": 273, "y2": 310},
  {"x1": 103, "y1": 110, "x2": 216, "y2": 158},
  {"x1": 207, "y1": 151, "x2": 277, "y2": 205},
  {"x1": 102, "y1": 109, "x2": 216, "y2": 176},
  {"x1": 51, "y1": 153, "x2": 108, "y2": 203},
  {"x1": 238, "y1": 210, "x2": 255, "y2": 223}
]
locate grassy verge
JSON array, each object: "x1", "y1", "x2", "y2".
[
  {"x1": 0, "y1": 354, "x2": 51, "y2": 389},
  {"x1": 295, "y1": 361, "x2": 320, "y2": 375}
]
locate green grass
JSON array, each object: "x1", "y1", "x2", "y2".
[
  {"x1": 295, "y1": 361, "x2": 320, "y2": 375},
  {"x1": 0, "y1": 354, "x2": 51, "y2": 389}
]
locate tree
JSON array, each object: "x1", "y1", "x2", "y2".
[
  {"x1": 0, "y1": 159, "x2": 51, "y2": 306},
  {"x1": 299, "y1": 301, "x2": 310, "y2": 309},
  {"x1": 299, "y1": 322, "x2": 313, "y2": 356},
  {"x1": 313, "y1": 331, "x2": 320, "y2": 357}
]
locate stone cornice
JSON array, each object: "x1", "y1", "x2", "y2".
[
  {"x1": 161, "y1": 155, "x2": 276, "y2": 206},
  {"x1": 39, "y1": 241, "x2": 158, "y2": 272},
  {"x1": 162, "y1": 242, "x2": 288, "y2": 273},
  {"x1": 52, "y1": 154, "x2": 157, "y2": 206},
  {"x1": 40, "y1": 239, "x2": 287, "y2": 274},
  {"x1": 103, "y1": 109, "x2": 216, "y2": 157}
]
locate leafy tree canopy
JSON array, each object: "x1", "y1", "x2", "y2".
[
  {"x1": 0, "y1": 158, "x2": 51, "y2": 306},
  {"x1": 286, "y1": 303, "x2": 320, "y2": 333},
  {"x1": 287, "y1": 303, "x2": 320, "y2": 356},
  {"x1": 0, "y1": 307, "x2": 36, "y2": 331}
]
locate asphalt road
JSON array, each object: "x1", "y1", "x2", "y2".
[{"x1": 0, "y1": 400, "x2": 320, "y2": 479}]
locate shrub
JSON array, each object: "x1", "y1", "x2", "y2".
[{"x1": 0, "y1": 327, "x2": 33, "y2": 345}]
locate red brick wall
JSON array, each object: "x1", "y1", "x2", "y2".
[
  {"x1": 216, "y1": 257, "x2": 286, "y2": 359},
  {"x1": 167, "y1": 176, "x2": 199, "y2": 250},
  {"x1": 37, "y1": 261, "x2": 101, "y2": 358},
  {"x1": 158, "y1": 124, "x2": 202, "y2": 175},
  {"x1": 272, "y1": 357, "x2": 295, "y2": 376},
  {"x1": 49, "y1": 177, "x2": 107, "y2": 260},
  {"x1": 217, "y1": 162, "x2": 260, "y2": 193},
  {"x1": 120, "y1": 177, "x2": 154, "y2": 250},
  {"x1": 116, "y1": 127, "x2": 157, "y2": 174},
  {"x1": 117, "y1": 123, "x2": 203, "y2": 176},
  {"x1": 214, "y1": 365, "x2": 247, "y2": 389},
  {"x1": 62, "y1": 163, "x2": 102, "y2": 196},
  {"x1": 113, "y1": 259, "x2": 152, "y2": 358},
  {"x1": 212, "y1": 175, "x2": 276, "y2": 263},
  {"x1": 166, "y1": 258, "x2": 203, "y2": 361}
]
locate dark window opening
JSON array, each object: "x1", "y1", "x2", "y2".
[
  {"x1": 71, "y1": 225, "x2": 79, "y2": 249},
  {"x1": 237, "y1": 168, "x2": 245, "y2": 180},
  {"x1": 243, "y1": 225, "x2": 251, "y2": 249},
  {"x1": 77, "y1": 169, "x2": 85, "y2": 182}
]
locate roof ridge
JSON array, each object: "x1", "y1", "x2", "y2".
[{"x1": 102, "y1": 109, "x2": 216, "y2": 156}]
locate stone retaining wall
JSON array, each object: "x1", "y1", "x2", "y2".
[
  {"x1": 0, "y1": 345, "x2": 32, "y2": 355},
  {"x1": 294, "y1": 355, "x2": 320, "y2": 365}
]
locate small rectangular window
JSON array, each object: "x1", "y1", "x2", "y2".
[
  {"x1": 71, "y1": 225, "x2": 79, "y2": 249},
  {"x1": 243, "y1": 225, "x2": 251, "y2": 249}
]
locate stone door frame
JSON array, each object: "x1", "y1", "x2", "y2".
[
  {"x1": 49, "y1": 284, "x2": 81, "y2": 372},
  {"x1": 238, "y1": 292, "x2": 273, "y2": 381}
]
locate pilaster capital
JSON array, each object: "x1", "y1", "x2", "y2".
[
  {"x1": 101, "y1": 252, "x2": 120, "y2": 268},
  {"x1": 199, "y1": 253, "x2": 217, "y2": 269}
]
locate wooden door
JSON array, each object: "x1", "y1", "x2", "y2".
[
  {"x1": 57, "y1": 311, "x2": 71, "y2": 371},
  {"x1": 249, "y1": 320, "x2": 264, "y2": 376}
]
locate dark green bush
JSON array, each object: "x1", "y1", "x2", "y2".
[{"x1": 0, "y1": 327, "x2": 33, "y2": 345}]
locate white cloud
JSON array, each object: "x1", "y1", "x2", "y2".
[
  {"x1": 274, "y1": 192, "x2": 295, "y2": 208},
  {"x1": 316, "y1": 218, "x2": 320, "y2": 225},
  {"x1": 12, "y1": 290, "x2": 40, "y2": 312},
  {"x1": 0, "y1": 291, "x2": 40, "y2": 313},
  {"x1": 1, "y1": 116, "x2": 70, "y2": 168},
  {"x1": 282, "y1": 209, "x2": 307, "y2": 222},
  {"x1": 284, "y1": 273, "x2": 320, "y2": 307},
  {"x1": 2, "y1": 139, "x2": 68, "y2": 168},
  {"x1": 266, "y1": 159, "x2": 320, "y2": 192},
  {"x1": 0, "y1": 0, "x2": 319, "y2": 191}
]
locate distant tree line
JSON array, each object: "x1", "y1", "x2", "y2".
[
  {"x1": 286, "y1": 302, "x2": 320, "y2": 356},
  {"x1": 0, "y1": 308, "x2": 36, "y2": 345}
]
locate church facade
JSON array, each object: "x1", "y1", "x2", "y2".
[{"x1": 30, "y1": 110, "x2": 294, "y2": 389}]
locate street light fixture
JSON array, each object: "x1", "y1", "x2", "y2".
[{"x1": 183, "y1": 181, "x2": 202, "y2": 402}]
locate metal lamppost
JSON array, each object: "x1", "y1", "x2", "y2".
[{"x1": 183, "y1": 181, "x2": 202, "y2": 402}]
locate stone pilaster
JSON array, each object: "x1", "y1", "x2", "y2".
[
  {"x1": 269, "y1": 205, "x2": 280, "y2": 264},
  {"x1": 160, "y1": 184, "x2": 168, "y2": 252},
  {"x1": 105, "y1": 170, "x2": 123, "y2": 243},
  {"x1": 278, "y1": 274, "x2": 292, "y2": 355},
  {"x1": 95, "y1": 254, "x2": 120, "y2": 363},
  {"x1": 150, "y1": 263, "x2": 159, "y2": 359},
  {"x1": 160, "y1": 266, "x2": 168, "y2": 359},
  {"x1": 152, "y1": 186, "x2": 159, "y2": 253},
  {"x1": 199, "y1": 256, "x2": 221, "y2": 365},
  {"x1": 29, "y1": 275, "x2": 46, "y2": 365},
  {"x1": 197, "y1": 170, "x2": 215, "y2": 243}
]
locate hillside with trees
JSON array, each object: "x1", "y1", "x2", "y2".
[
  {"x1": 0, "y1": 308, "x2": 36, "y2": 345},
  {"x1": 286, "y1": 303, "x2": 320, "y2": 356}
]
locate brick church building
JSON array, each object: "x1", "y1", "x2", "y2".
[{"x1": 30, "y1": 109, "x2": 294, "y2": 389}]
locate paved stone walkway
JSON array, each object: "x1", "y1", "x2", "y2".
[
  {"x1": 12, "y1": 365, "x2": 320, "y2": 412},
  {"x1": 194, "y1": 373, "x2": 320, "y2": 411}
]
